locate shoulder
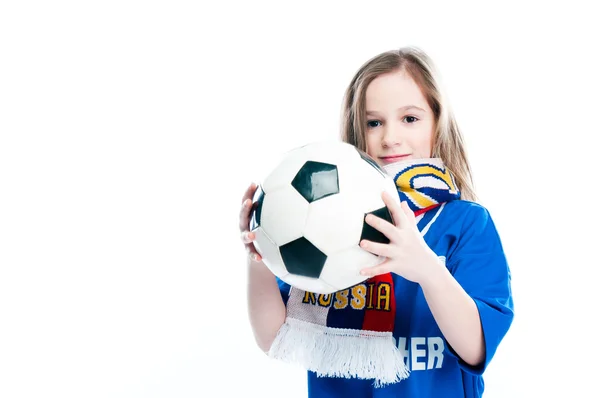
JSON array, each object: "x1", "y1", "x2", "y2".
[
  {"x1": 433, "y1": 200, "x2": 496, "y2": 236},
  {"x1": 437, "y1": 200, "x2": 506, "y2": 264},
  {"x1": 443, "y1": 199, "x2": 491, "y2": 219},
  {"x1": 424, "y1": 200, "x2": 504, "y2": 260}
]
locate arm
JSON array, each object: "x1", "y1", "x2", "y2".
[
  {"x1": 420, "y1": 259, "x2": 485, "y2": 366},
  {"x1": 240, "y1": 182, "x2": 286, "y2": 353},
  {"x1": 360, "y1": 194, "x2": 513, "y2": 371},
  {"x1": 246, "y1": 256, "x2": 286, "y2": 353},
  {"x1": 419, "y1": 204, "x2": 513, "y2": 371}
]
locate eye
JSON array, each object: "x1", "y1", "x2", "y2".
[
  {"x1": 403, "y1": 116, "x2": 419, "y2": 123},
  {"x1": 367, "y1": 120, "x2": 381, "y2": 128}
]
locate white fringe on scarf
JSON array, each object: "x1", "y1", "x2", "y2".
[{"x1": 268, "y1": 317, "x2": 410, "y2": 388}]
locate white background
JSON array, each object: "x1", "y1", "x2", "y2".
[{"x1": 1, "y1": 1, "x2": 599, "y2": 397}]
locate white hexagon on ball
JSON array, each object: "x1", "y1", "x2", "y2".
[
  {"x1": 282, "y1": 273, "x2": 338, "y2": 295},
  {"x1": 341, "y1": 151, "x2": 399, "y2": 214},
  {"x1": 259, "y1": 186, "x2": 309, "y2": 246},
  {"x1": 296, "y1": 140, "x2": 361, "y2": 167},
  {"x1": 303, "y1": 193, "x2": 364, "y2": 255},
  {"x1": 319, "y1": 245, "x2": 386, "y2": 292},
  {"x1": 252, "y1": 226, "x2": 289, "y2": 279}
]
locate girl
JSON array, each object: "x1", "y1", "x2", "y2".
[{"x1": 239, "y1": 46, "x2": 514, "y2": 397}]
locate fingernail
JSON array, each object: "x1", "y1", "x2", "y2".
[{"x1": 252, "y1": 253, "x2": 260, "y2": 262}]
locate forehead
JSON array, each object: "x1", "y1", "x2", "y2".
[{"x1": 365, "y1": 70, "x2": 429, "y2": 110}]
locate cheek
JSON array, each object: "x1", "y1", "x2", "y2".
[
  {"x1": 364, "y1": 135, "x2": 376, "y2": 157},
  {"x1": 424, "y1": 135, "x2": 434, "y2": 157},
  {"x1": 419, "y1": 124, "x2": 435, "y2": 157}
]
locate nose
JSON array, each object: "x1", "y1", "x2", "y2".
[{"x1": 381, "y1": 123, "x2": 402, "y2": 148}]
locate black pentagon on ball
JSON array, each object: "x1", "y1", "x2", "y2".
[
  {"x1": 360, "y1": 206, "x2": 394, "y2": 245},
  {"x1": 356, "y1": 148, "x2": 386, "y2": 177},
  {"x1": 279, "y1": 237, "x2": 327, "y2": 278},
  {"x1": 248, "y1": 185, "x2": 265, "y2": 232},
  {"x1": 291, "y1": 161, "x2": 339, "y2": 203}
]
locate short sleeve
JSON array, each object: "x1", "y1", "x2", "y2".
[
  {"x1": 445, "y1": 204, "x2": 514, "y2": 375},
  {"x1": 275, "y1": 277, "x2": 292, "y2": 306}
]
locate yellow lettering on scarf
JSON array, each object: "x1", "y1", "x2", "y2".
[
  {"x1": 318, "y1": 294, "x2": 332, "y2": 307},
  {"x1": 302, "y1": 291, "x2": 317, "y2": 305},
  {"x1": 376, "y1": 283, "x2": 391, "y2": 311},
  {"x1": 366, "y1": 282, "x2": 375, "y2": 309},
  {"x1": 351, "y1": 284, "x2": 366, "y2": 310},
  {"x1": 334, "y1": 290, "x2": 349, "y2": 309},
  {"x1": 395, "y1": 165, "x2": 457, "y2": 208}
]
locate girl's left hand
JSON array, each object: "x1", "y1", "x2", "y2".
[{"x1": 359, "y1": 191, "x2": 442, "y2": 284}]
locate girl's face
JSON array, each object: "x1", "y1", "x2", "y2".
[{"x1": 364, "y1": 69, "x2": 435, "y2": 166}]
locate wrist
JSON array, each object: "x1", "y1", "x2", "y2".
[
  {"x1": 417, "y1": 251, "x2": 448, "y2": 291},
  {"x1": 248, "y1": 255, "x2": 273, "y2": 274}
]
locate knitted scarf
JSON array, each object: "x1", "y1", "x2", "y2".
[{"x1": 268, "y1": 158, "x2": 461, "y2": 387}]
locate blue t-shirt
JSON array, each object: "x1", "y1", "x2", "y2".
[{"x1": 277, "y1": 200, "x2": 514, "y2": 398}]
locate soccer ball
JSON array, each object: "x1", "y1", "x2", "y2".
[{"x1": 249, "y1": 141, "x2": 400, "y2": 294}]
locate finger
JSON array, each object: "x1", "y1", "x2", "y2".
[
  {"x1": 364, "y1": 213, "x2": 398, "y2": 242},
  {"x1": 241, "y1": 230, "x2": 255, "y2": 244},
  {"x1": 401, "y1": 201, "x2": 417, "y2": 224},
  {"x1": 242, "y1": 182, "x2": 257, "y2": 204},
  {"x1": 359, "y1": 239, "x2": 393, "y2": 258},
  {"x1": 239, "y1": 183, "x2": 259, "y2": 231},
  {"x1": 246, "y1": 247, "x2": 262, "y2": 262},
  {"x1": 239, "y1": 198, "x2": 254, "y2": 231},
  {"x1": 241, "y1": 230, "x2": 263, "y2": 261},
  {"x1": 245, "y1": 244, "x2": 262, "y2": 262},
  {"x1": 382, "y1": 191, "x2": 407, "y2": 228},
  {"x1": 360, "y1": 258, "x2": 391, "y2": 277}
]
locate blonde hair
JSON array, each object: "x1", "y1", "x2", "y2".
[{"x1": 340, "y1": 46, "x2": 477, "y2": 202}]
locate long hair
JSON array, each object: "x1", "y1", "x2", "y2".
[{"x1": 340, "y1": 47, "x2": 476, "y2": 202}]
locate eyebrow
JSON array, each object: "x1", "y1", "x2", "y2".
[{"x1": 366, "y1": 105, "x2": 426, "y2": 115}]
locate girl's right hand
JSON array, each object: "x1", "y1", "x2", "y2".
[{"x1": 239, "y1": 182, "x2": 262, "y2": 262}]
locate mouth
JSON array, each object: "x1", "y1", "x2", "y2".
[{"x1": 378, "y1": 154, "x2": 411, "y2": 164}]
